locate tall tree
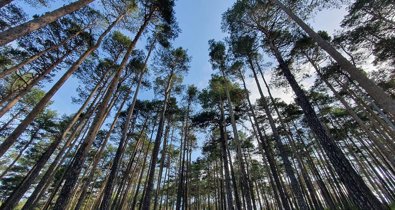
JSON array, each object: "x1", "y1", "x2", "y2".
[{"x1": 142, "y1": 46, "x2": 190, "y2": 210}]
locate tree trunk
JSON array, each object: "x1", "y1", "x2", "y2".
[
  {"x1": 218, "y1": 99, "x2": 235, "y2": 210},
  {"x1": 141, "y1": 72, "x2": 174, "y2": 210},
  {"x1": 0, "y1": 14, "x2": 124, "y2": 158},
  {"x1": 99, "y1": 35, "x2": 154, "y2": 210},
  {"x1": 52, "y1": 11, "x2": 149, "y2": 208},
  {"x1": 247, "y1": 58, "x2": 308, "y2": 210},
  {"x1": 0, "y1": 67, "x2": 106, "y2": 210},
  {"x1": 0, "y1": 28, "x2": 85, "y2": 79},
  {"x1": 176, "y1": 98, "x2": 193, "y2": 210},
  {"x1": 0, "y1": 0, "x2": 94, "y2": 46},
  {"x1": 239, "y1": 69, "x2": 291, "y2": 210},
  {"x1": 0, "y1": 128, "x2": 39, "y2": 179},
  {"x1": 267, "y1": 39, "x2": 387, "y2": 209},
  {"x1": 73, "y1": 85, "x2": 132, "y2": 210},
  {"x1": 307, "y1": 56, "x2": 395, "y2": 166},
  {"x1": 220, "y1": 70, "x2": 253, "y2": 210},
  {"x1": 153, "y1": 118, "x2": 171, "y2": 210},
  {"x1": 0, "y1": 49, "x2": 72, "y2": 118},
  {"x1": 271, "y1": 0, "x2": 395, "y2": 117},
  {"x1": 225, "y1": 147, "x2": 241, "y2": 210},
  {"x1": 130, "y1": 136, "x2": 151, "y2": 210}
]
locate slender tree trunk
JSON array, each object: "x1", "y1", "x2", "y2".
[
  {"x1": 271, "y1": 0, "x2": 395, "y2": 116},
  {"x1": 220, "y1": 70, "x2": 253, "y2": 210},
  {"x1": 267, "y1": 39, "x2": 387, "y2": 209},
  {"x1": 153, "y1": 119, "x2": 171, "y2": 210},
  {"x1": 42, "y1": 90, "x2": 120, "y2": 210},
  {"x1": 51, "y1": 19, "x2": 150, "y2": 207},
  {"x1": 0, "y1": 0, "x2": 94, "y2": 46},
  {"x1": 307, "y1": 57, "x2": 395, "y2": 166},
  {"x1": 227, "y1": 148, "x2": 242, "y2": 210},
  {"x1": 0, "y1": 110, "x2": 22, "y2": 133},
  {"x1": 0, "y1": 28, "x2": 85, "y2": 79},
  {"x1": 99, "y1": 35, "x2": 154, "y2": 210},
  {"x1": 256, "y1": 60, "x2": 324, "y2": 210},
  {"x1": 175, "y1": 98, "x2": 193, "y2": 210},
  {"x1": 73, "y1": 85, "x2": 132, "y2": 210},
  {"x1": 141, "y1": 72, "x2": 174, "y2": 210},
  {"x1": 1, "y1": 73, "x2": 105, "y2": 210},
  {"x1": 118, "y1": 122, "x2": 150, "y2": 209},
  {"x1": 23, "y1": 80, "x2": 110, "y2": 209},
  {"x1": 0, "y1": 48, "x2": 72, "y2": 118},
  {"x1": 175, "y1": 117, "x2": 186, "y2": 210},
  {"x1": 218, "y1": 99, "x2": 235, "y2": 210},
  {"x1": 247, "y1": 59, "x2": 308, "y2": 210},
  {"x1": 239, "y1": 69, "x2": 290, "y2": 210},
  {"x1": 130, "y1": 137, "x2": 151, "y2": 210},
  {"x1": 0, "y1": 14, "x2": 124, "y2": 158},
  {"x1": 0, "y1": 128, "x2": 39, "y2": 179}
]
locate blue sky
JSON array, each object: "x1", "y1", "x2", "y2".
[{"x1": 172, "y1": 0, "x2": 234, "y2": 88}]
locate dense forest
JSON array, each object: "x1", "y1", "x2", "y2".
[{"x1": 0, "y1": 0, "x2": 394, "y2": 209}]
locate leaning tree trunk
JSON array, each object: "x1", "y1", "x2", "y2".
[
  {"x1": 0, "y1": 0, "x2": 94, "y2": 46},
  {"x1": 239, "y1": 69, "x2": 291, "y2": 210},
  {"x1": 73, "y1": 85, "x2": 132, "y2": 210},
  {"x1": 0, "y1": 28, "x2": 86, "y2": 79},
  {"x1": 267, "y1": 39, "x2": 388, "y2": 210},
  {"x1": 51, "y1": 63, "x2": 121, "y2": 210},
  {"x1": 220, "y1": 70, "x2": 253, "y2": 210},
  {"x1": 0, "y1": 48, "x2": 73, "y2": 118},
  {"x1": 247, "y1": 58, "x2": 308, "y2": 210},
  {"x1": 21, "y1": 78, "x2": 110, "y2": 209},
  {"x1": 271, "y1": 0, "x2": 395, "y2": 117},
  {"x1": 99, "y1": 38, "x2": 154, "y2": 210},
  {"x1": 306, "y1": 55, "x2": 395, "y2": 166},
  {"x1": 218, "y1": 99, "x2": 235, "y2": 210},
  {"x1": 0, "y1": 14, "x2": 124, "y2": 158},
  {"x1": 52, "y1": 11, "x2": 149, "y2": 209},
  {"x1": 141, "y1": 72, "x2": 174, "y2": 210},
  {"x1": 0, "y1": 128, "x2": 40, "y2": 179}
]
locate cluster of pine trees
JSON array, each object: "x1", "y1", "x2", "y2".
[{"x1": 0, "y1": 0, "x2": 394, "y2": 209}]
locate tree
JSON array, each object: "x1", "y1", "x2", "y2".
[
  {"x1": 209, "y1": 39, "x2": 254, "y2": 210},
  {"x1": 142, "y1": 46, "x2": 190, "y2": 210}
]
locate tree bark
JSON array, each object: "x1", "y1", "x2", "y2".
[
  {"x1": 247, "y1": 58, "x2": 308, "y2": 210},
  {"x1": 52, "y1": 11, "x2": 148, "y2": 209},
  {"x1": 239, "y1": 69, "x2": 291, "y2": 210},
  {"x1": 0, "y1": 0, "x2": 94, "y2": 46},
  {"x1": 141, "y1": 72, "x2": 174, "y2": 210},
  {"x1": 99, "y1": 37, "x2": 154, "y2": 210}
]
